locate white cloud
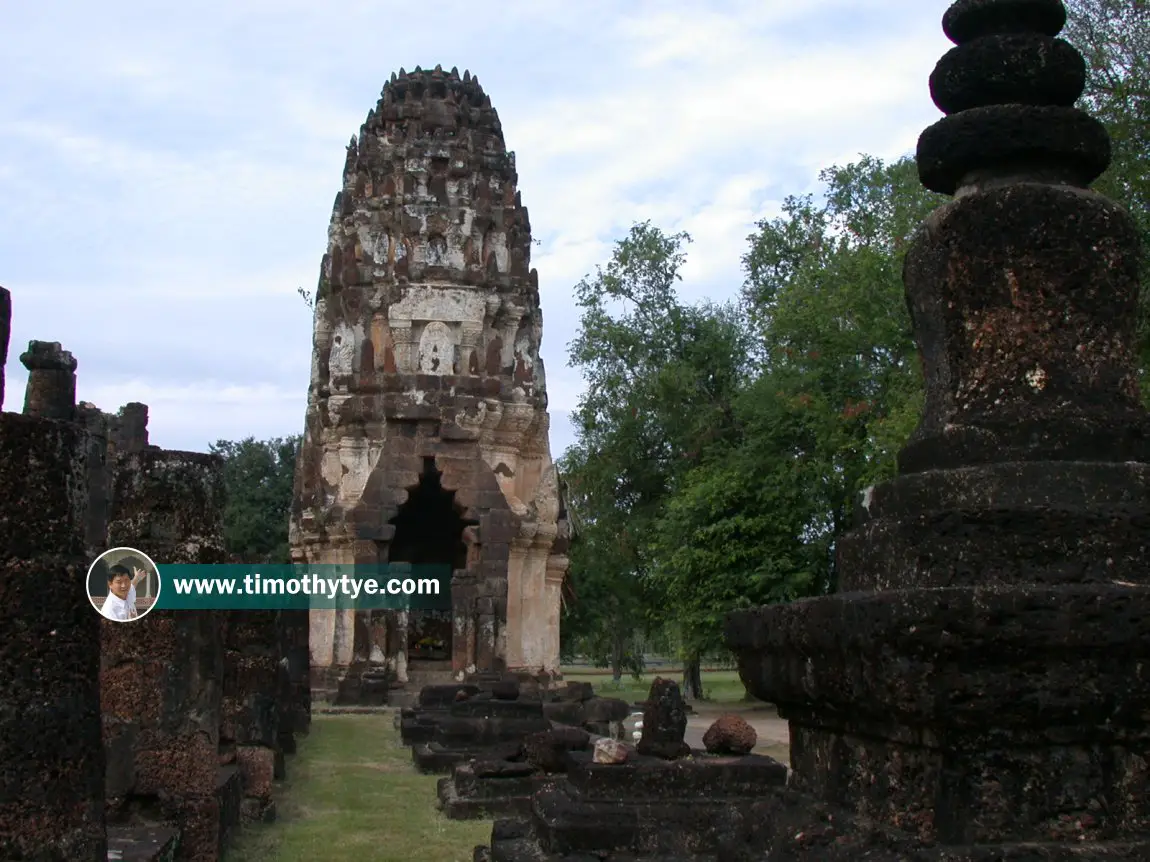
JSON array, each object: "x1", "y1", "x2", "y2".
[{"x1": 1, "y1": 1, "x2": 954, "y2": 459}]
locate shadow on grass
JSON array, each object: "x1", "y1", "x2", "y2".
[{"x1": 227, "y1": 714, "x2": 489, "y2": 862}]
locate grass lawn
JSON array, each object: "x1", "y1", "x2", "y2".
[
  {"x1": 227, "y1": 714, "x2": 488, "y2": 862},
  {"x1": 560, "y1": 668, "x2": 756, "y2": 706}
]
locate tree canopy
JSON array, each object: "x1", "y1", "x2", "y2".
[
  {"x1": 210, "y1": 435, "x2": 300, "y2": 564},
  {"x1": 559, "y1": 4, "x2": 1149, "y2": 696}
]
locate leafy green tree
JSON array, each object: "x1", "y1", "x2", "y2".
[
  {"x1": 210, "y1": 436, "x2": 300, "y2": 563},
  {"x1": 563, "y1": 222, "x2": 755, "y2": 696},
  {"x1": 558, "y1": 444, "x2": 655, "y2": 682},
  {"x1": 649, "y1": 380, "x2": 831, "y2": 682},
  {"x1": 1064, "y1": 0, "x2": 1150, "y2": 399},
  {"x1": 740, "y1": 155, "x2": 944, "y2": 589},
  {"x1": 561, "y1": 223, "x2": 692, "y2": 683}
]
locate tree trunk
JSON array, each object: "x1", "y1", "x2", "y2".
[
  {"x1": 682, "y1": 653, "x2": 703, "y2": 700},
  {"x1": 611, "y1": 628, "x2": 625, "y2": 683}
]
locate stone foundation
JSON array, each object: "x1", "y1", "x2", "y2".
[
  {"x1": 404, "y1": 676, "x2": 628, "y2": 780},
  {"x1": 437, "y1": 725, "x2": 597, "y2": 820},
  {"x1": 413, "y1": 704, "x2": 552, "y2": 775},
  {"x1": 401, "y1": 676, "x2": 628, "y2": 750},
  {"x1": 438, "y1": 759, "x2": 565, "y2": 821},
  {"x1": 332, "y1": 661, "x2": 392, "y2": 706},
  {"x1": 480, "y1": 752, "x2": 791, "y2": 860}
]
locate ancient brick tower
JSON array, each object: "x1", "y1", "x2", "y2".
[{"x1": 291, "y1": 65, "x2": 569, "y2": 692}]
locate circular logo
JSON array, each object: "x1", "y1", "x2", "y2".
[{"x1": 86, "y1": 547, "x2": 162, "y2": 622}]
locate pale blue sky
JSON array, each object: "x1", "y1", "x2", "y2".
[{"x1": 0, "y1": 1, "x2": 952, "y2": 459}]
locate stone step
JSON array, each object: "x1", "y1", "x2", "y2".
[
  {"x1": 216, "y1": 765, "x2": 242, "y2": 855},
  {"x1": 314, "y1": 705, "x2": 394, "y2": 715},
  {"x1": 388, "y1": 689, "x2": 420, "y2": 709},
  {"x1": 405, "y1": 660, "x2": 456, "y2": 686},
  {"x1": 106, "y1": 825, "x2": 180, "y2": 862}
]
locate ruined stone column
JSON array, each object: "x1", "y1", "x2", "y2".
[
  {"x1": 221, "y1": 612, "x2": 282, "y2": 822},
  {"x1": 0, "y1": 314, "x2": 105, "y2": 859},
  {"x1": 0, "y1": 286, "x2": 10, "y2": 408},
  {"x1": 102, "y1": 442, "x2": 233, "y2": 860},
  {"x1": 76, "y1": 402, "x2": 111, "y2": 556},
  {"x1": 727, "y1": 0, "x2": 1150, "y2": 855},
  {"x1": 20, "y1": 339, "x2": 77, "y2": 421},
  {"x1": 110, "y1": 401, "x2": 149, "y2": 455},
  {"x1": 541, "y1": 553, "x2": 568, "y2": 676},
  {"x1": 278, "y1": 609, "x2": 311, "y2": 744}
]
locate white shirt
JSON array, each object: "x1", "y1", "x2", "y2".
[{"x1": 102, "y1": 587, "x2": 138, "y2": 621}]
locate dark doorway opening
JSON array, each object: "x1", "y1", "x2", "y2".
[{"x1": 388, "y1": 457, "x2": 475, "y2": 660}]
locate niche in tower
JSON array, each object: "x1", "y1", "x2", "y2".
[{"x1": 388, "y1": 457, "x2": 474, "y2": 660}]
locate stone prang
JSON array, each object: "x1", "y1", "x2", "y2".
[{"x1": 290, "y1": 65, "x2": 569, "y2": 700}]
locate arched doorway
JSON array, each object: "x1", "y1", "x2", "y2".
[{"x1": 388, "y1": 457, "x2": 474, "y2": 660}]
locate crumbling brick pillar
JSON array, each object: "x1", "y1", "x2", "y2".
[
  {"x1": 20, "y1": 339, "x2": 77, "y2": 421},
  {"x1": 110, "y1": 401, "x2": 149, "y2": 455},
  {"x1": 101, "y1": 613, "x2": 224, "y2": 860},
  {"x1": 102, "y1": 445, "x2": 231, "y2": 861},
  {"x1": 0, "y1": 332, "x2": 105, "y2": 859},
  {"x1": 279, "y1": 610, "x2": 311, "y2": 742},
  {"x1": 0, "y1": 286, "x2": 10, "y2": 407},
  {"x1": 76, "y1": 403, "x2": 111, "y2": 556},
  {"x1": 221, "y1": 612, "x2": 282, "y2": 821}
]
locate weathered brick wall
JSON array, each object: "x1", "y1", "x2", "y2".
[
  {"x1": 0, "y1": 385, "x2": 105, "y2": 856},
  {"x1": 278, "y1": 610, "x2": 311, "y2": 741},
  {"x1": 220, "y1": 611, "x2": 282, "y2": 821},
  {"x1": 102, "y1": 448, "x2": 231, "y2": 861}
]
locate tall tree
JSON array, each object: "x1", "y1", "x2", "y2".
[
  {"x1": 648, "y1": 377, "x2": 831, "y2": 682},
  {"x1": 563, "y1": 222, "x2": 754, "y2": 696},
  {"x1": 741, "y1": 155, "x2": 944, "y2": 589},
  {"x1": 558, "y1": 447, "x2": 654, "y2": 681},
  {"x1": 561, "y1": 223, "x2": 693, "y2": 682},
  {"x1": 210, "y1": 436, "x2": 300, "y2": 564},
  {"x1": 1063, "y1": 0, "x2": 1150, "y2": 398}
]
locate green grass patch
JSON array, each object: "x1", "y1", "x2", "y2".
[
  {"x1": 228, "y1": 714, "x2": 489, "y2": 862},
  {"x1": 560, "y1": 669, "x2": 755, "y2": 706}
]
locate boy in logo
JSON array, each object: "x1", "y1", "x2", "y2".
[{"x1": 101, "y1": 564, "x2": 148, "y2": 621}]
